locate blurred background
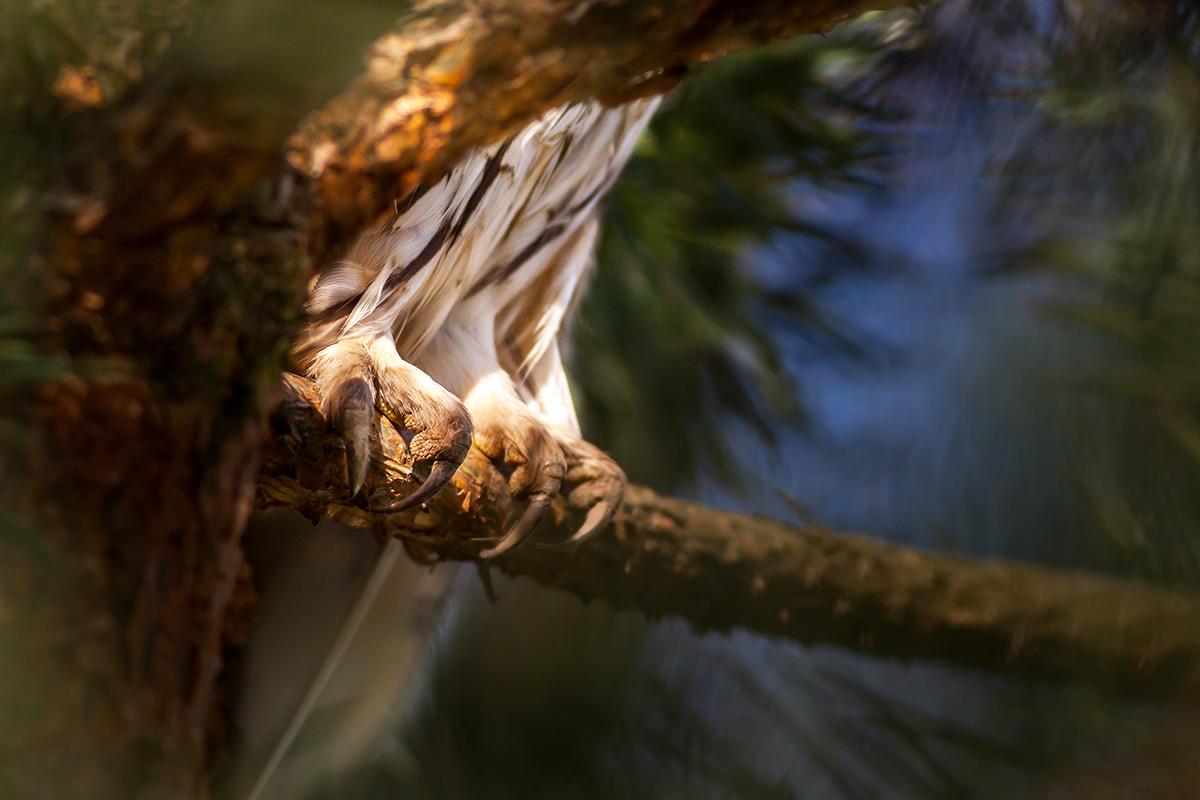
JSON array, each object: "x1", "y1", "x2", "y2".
[{"x1": 14, "y1": 0, "x2": 1200, "y2": 797}]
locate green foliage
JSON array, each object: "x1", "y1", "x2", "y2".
[
  {"x1": 572, "y1": 29, "x2": 888, "y2": 489},
  {"x1": 1010, "y1": 1, "x2": 1200, "y2": 585},
  {"x1": 0, "y1": 1, "x2": 87, "y2": 417},
  {"x1": 0, "y1": 47, "x2": 58, "y2": 519}
]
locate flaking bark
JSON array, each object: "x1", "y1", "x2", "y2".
[{"x1": 260, "y1": 374, "x2": 1200, "y2": 700}]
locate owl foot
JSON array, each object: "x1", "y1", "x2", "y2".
[
  {"x1": 467, "y1": 384, "x2": 567, "y2": 558},
  {"x1": 464, "y1": 379, "x2": 624, "y2": 558},
  {"x1": 313, "y1": 338, "x2": 472, "y2": 512},
  {"x1": 536, "y1": 433, "x2": 625, "y2": 552}
]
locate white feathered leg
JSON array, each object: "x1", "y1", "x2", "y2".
[
  {"x1": 494, "y1": 213, "x2": 628, "y2": 551},
  {"x1": 229, "y1": 97, "x2": 660, "y2": 800},
  {"x1": 513, "y1": 337, "x2": 626, "y2": 551},
  {"x1": 416, "y1": 313, "x2": 570, "y2": 557}
]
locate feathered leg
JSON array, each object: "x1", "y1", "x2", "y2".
[
  {"x1": 519, "y1": 338, "x2": 626, "y2": 551},
  {"x1": 417, "y1": 316, "x2": 578, "y2": 557},
  {"x1": 491, "y1": 214, "x2": 627, "y2": 551}
]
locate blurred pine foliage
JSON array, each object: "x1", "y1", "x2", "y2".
[
  {"x1": 572, "y1": 25, "x2": 891, "y2": 489},
  {"x1": 0, "y1": 64, "x2": 60, "y2": 529},
  {"x1": 1009, "y1": 0, "x2": 1200, "y2": 585}
]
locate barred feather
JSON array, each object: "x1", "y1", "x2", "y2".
[{"x1": 299, "y1": 97, "x2": 661, "y2": 403}]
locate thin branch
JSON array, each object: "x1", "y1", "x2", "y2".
[{"x1": 259, "y1": 374, "x2": 1200, "y2": 700}]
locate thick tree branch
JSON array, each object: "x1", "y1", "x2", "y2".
[
  {"x1": 288, "y1": 0, "x2": 908, "y2": 246},
  {"x1": 260, "y1": 375, "x2": 1200, "y2": 700}
]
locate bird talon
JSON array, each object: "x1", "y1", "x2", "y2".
[
  {"x1": 309, "y1": 340, "x2": 473, "y2": 509},
  {"x1": 535, "y1": 494, "x2": 620, "y2": 552},
  {"x1": 371, "y1": 459, "x2": 461, "y2": 514},
  {"x1": 478, "y1": 493, "x2": 552, "y2": 558},
  {"x1": 327, "y1": 377, "x2": 374, "y2": 497}
]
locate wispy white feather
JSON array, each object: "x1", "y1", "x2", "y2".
[{"x1": 301, "y1": 97, "x2": 660, "y2": 418}]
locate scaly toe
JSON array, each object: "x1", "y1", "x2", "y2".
[
  {"x1": 536, "y1": 438, "x2": 625, "y2": 551},
  {"x1": 478, "y1": 492, "x2": 553, "y2": 558},
  {"x1": 467, "y1": 395, "x2": 566, "y2": 558}
]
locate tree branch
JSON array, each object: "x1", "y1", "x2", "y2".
[
  {"x1": 288, "y1": 0, "x2": 909, "y2": 245},
  {"x1": 260, "y1": 374, "x2": 1200, "y2": 700}
]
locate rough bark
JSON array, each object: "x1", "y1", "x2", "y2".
[
  {"x1": 288, "y1": 0, "x2": 906, "y2": 247},
  {"x1": 260, "y1": 375, "x2": 1200, "y2": 701},
  {"x1": 5, "y1": 1, "x2": 903, "y2": 799}
]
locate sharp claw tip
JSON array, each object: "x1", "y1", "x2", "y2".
[
  {"x1": 371, "y1": 459, "x2": 460, "y2": 514},
  {"x1": 534, "y1": 501, "x2": 615, "y2": 552},
  {"x1": 478, "y1": 496, "x2": 551, "y2": 558}
]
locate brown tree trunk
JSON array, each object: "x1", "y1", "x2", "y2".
[{"x1": 3, "y1": 1, "x2": 900, "y2": 798}]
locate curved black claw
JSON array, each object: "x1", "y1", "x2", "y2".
[
  {"x1": 535, "y1": 493, "x2": 621, "y2": 552},
  {"x1": 477, "y1": 493, "x2": 553, "y2": 559},
  {"x1": 328, "y1": 377, "x2": 375, "y2": 497},
  {"x1": 372, "y1": 459, "x2": 461, "y2": 514}
]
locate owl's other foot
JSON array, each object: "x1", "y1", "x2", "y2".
[
  {"x1": 464, "y1": 378, "x2": 624, "y2": 557},
  {"x1": 466, "y1": 380, "x2": 567, "y2": 558},
  {"x1": 312, "y1": 338, "x2": 472, "y2": 512},
  {"x1": 536, "y1": 432, "x2": 626, "y2": 552}
]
